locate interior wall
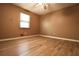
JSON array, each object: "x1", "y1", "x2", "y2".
[
  {"x1": 0, "y1": 3, "x2": 40, "y2": 39},
  {"x1": 40, "y1": 4, "x2": 79, "y2": 40},
  {"x1": 0, "y1": 5, "x2": 3, "y2": 38}
]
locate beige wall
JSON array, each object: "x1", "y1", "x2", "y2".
[
  {"x1": 1, "y1": 4, "x2": 79, "y2": 40},
  {"x1": 40, "y1": 4, "x2": 79, "y2": 40},
  {"x1": 0, "y1": 4, "x2": 40, "y2": 39},
  {"x1": 0, "y1": 5, "x2": 3, "y2": 38}
]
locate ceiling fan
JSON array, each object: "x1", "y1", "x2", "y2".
[{"x1": 33, "y1": 3, "x2": 49, "y2": 10}]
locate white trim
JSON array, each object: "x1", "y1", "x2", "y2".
[
  {"x1": 40, "y1": 35, "x2": 79, "y2": 43},
  {"x1": 0, "y1": 34, "x2": 40, "y2": 42},
  {"x1": 1, "y1": 34, "x2": 79, "y2": 43}
]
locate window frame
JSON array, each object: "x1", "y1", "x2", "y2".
[{"x1": 20, "y1": 12, "x2": 30, "y2": 28}]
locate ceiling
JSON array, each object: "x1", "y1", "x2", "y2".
[{"x1": 14, "y1": 3, "x2": 75, "y2": 15}]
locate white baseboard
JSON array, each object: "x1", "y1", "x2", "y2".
[
  {"x1": 40, "y1": 35, "x2": 79, "y2": 43},
  {"x1": 1, "y1": 34, "x2": 79, "y2": 43},
  {"x1": 0, "y1": 34, "x2": 40, "y2": 42}
]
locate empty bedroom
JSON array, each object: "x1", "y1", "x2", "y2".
[{"x1": 0, "y1": 3, "x2": 79, "y2": 56}]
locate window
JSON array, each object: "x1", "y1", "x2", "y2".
[{"x1": 20, "y1": 12, "x2": 30, "y2": 28}]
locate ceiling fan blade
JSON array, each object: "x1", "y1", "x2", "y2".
[
  {"x1": 33, "y1": 3, "x2": 49, "y2": 10},
  {"x1": 33, "y1": 3, "x2": 40, "y2": 7}
]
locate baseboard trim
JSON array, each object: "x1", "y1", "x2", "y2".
[
  {"x1": 0, "y1": 34, "x2": 40, "y2": 42},
  {"x1": 40, "y1": 35, "x2": 79, "y2": 43},
  {"x1": 1, "y1": 34, "x2": 79, "y2": 43}
]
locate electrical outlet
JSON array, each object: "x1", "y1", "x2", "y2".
[{"x1": 20, "y1": 34, "x2": 24, "y2": 36}]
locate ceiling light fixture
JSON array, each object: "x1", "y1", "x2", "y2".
[
  {"x1": 34, "y1": 3, "x2": 48, "y2": 10},
  {"x1": 40, "y1": 3, "x2": 48, "y2": 9}
]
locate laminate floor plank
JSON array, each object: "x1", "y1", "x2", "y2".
[{"x1": 0, "y1": 36, "x2": 79, "y2": 56}]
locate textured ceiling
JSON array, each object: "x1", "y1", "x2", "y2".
[{"x1": 14, "y1": 3, "x2": 75, "y2": 15}]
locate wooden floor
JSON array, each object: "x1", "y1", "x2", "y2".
[{"x1": 0, "y1": 36, "x2": 79, "y2": 56}]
